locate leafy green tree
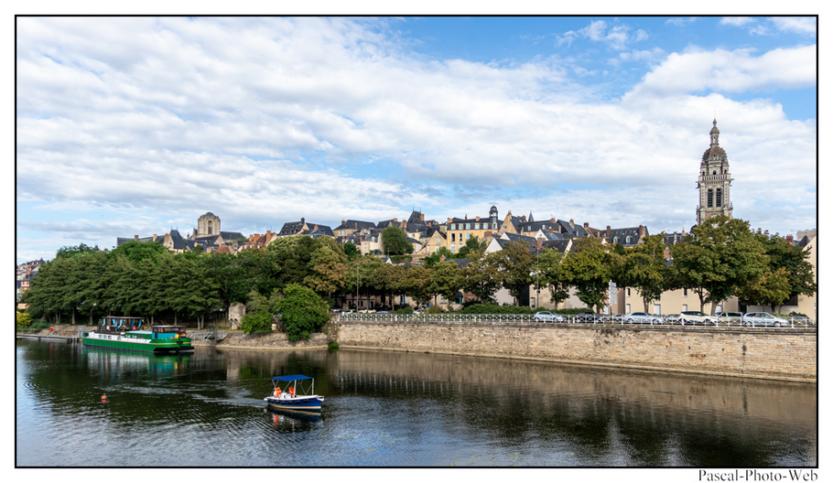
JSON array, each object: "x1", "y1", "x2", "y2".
[
  {"x1": 489, "y1": 240, "x2": 534, "y2": 304},
  {"x1": 240, "y1": 311, "x2": 273, "y2": 334},
  {"x1": 424, "y1": 246, "x2": 454, "y2": 267},
  {"x1": 427, "y1": 260, "x2": 462, "y2": 306},
  {"x1": 305, "y1": 239, "x2": 348, "y2": 298},
  {"x1": 561, "y1": 238, "x2": 611, "y2": 313},
  {"x1": 343, "y1": 241, "x2": 359, "y2": 260},
  {"x1": 737, "y1": 267, "x2": 792, "y2": 312},
  {"x1": 534, "y1": 248, "x2": 570, "y2": 308},
  {"x1": 277, "y1": 283, "x2": 330, "y2": 341},
  {"x1": 16, "y1": 311, "x2": 32, "y2": 331},
  {"x1": 755, "y1": 233, "x2": 816, "y2": 304},
  {"x1": 616, "y1": 235, "x2": 669, "y2": 312},
  {"x1": 381, "y1": 226, "x2": 413, "y2": 256},
  {"x1": 462, "y1": 255, "x2": 502, "y2": 303},
  {"x1": 398, "y1": 265, "x2": 432, "y2": 306},
  {"x1": 457, "y1": 236, "x2": 487, "y2": 260},
  {"x1": 345, "y1": 256, "x2": 386, "y2": 308},
  {"x1": 109, "y1": 240, "x2": 165, "y2": 262},
  {"x1": 670, "y1": 216, "x2": 768, "y2": 313}
]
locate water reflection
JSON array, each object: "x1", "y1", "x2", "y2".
[{"x1": 16, "y1": 340, "x2": 815, "y2": 467}]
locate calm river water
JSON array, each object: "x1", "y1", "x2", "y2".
[{"x1": 16, "y1": 339, "x2": 816, "y2": 467}]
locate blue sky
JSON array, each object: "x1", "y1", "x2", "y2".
[{"x1": 16, "y1": 16, "x2": 816, "y2": 262}]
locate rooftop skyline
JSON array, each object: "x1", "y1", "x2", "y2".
[{"x1": 16, "y1": 16, "x2": 817, "y2": 262}]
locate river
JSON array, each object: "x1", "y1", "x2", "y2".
[{"x1": 15, "y1": 339, "x2": 816, "y2": 467}]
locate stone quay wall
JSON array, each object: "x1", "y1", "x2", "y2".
[{"x1": 333, "y1": 321, "x2": 816, "y2": 383}]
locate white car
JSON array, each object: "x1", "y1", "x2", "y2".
[
  {"x1": 716, "y1": 311, "x2": 744, "y2": 325},
  {"x1": 533, "y1": 311, "x2": 565, "y2": 323},
  {"x1": 624, "y1": 312, "x2": 662, "y2": 324},
  {"x1": 742, "y1": 312, "x2": 789, "y2": 327},
  {"x1": 680, "y1": 311, "x2": 717, "y2": 326}
]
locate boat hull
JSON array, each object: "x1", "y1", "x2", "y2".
[
  {"x1": 82, "y1": 334, "x2": 194, "y2": 354},
  {"x1": 264, "y1": 395, "x2": 324, "y2": 411}
]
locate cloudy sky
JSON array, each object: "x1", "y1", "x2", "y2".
[{"x1": 16, "y1": 16, "x2": 816, "y2": 262}]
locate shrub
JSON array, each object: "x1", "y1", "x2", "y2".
[
  {"x1": 425, "y1": 305, "x2": 445, "y2": 314},
  {"x1": 29, "y1": 319, "x2": 51, "y2": 332},
  {"x1": 393, "y1": 306, "x2": 414, "y2": 314},
  {"x1": 16, "y1": 311, "x2": 32, "y2": 331},
  {"x1": 278, "y1": 283, "x2": 330, "y2": 342},
  {"x1": 240, "y1": 311, "x2": 273, "y2": 335},
  {"x1": 327, "y1": 341, "x2": 340, "y2": 352}
]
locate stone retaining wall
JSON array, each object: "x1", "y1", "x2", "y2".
[
  {"x1": 334, "y1": 322, "x2": 816, "y2": 382},
  {"x1": 208, "y1": 331, "x2": 329, "y2": 351}
]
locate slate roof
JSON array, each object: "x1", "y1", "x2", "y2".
[
  {"x1": 335, "y1": 220, "x2": 376, "y2": 231},
  {"x1": 555, "y1": 219, "x2": 589, "y2": 237},
  {"x1": 306, "y1": 223, "x2": 334, "y2": 237},
  {"x1": 519, "y1": 220, "x2": 561, "y2": 233},
  {"x1": 376, "y1": 219, "x2": 400, "y2": 229},
  {"x1": 279, "y1": 220, "x2": 306, "y2": 236},
  {"x1": 543, "y1": 239, "x2": 571, "y2": 253},
  {"x1": 407, "y1": 210, "x2": 425, "y2": 225},
  {"x1": 497, "y1": 233, "x2": 539, "y2": 253},
  {"x1": 167, "y1": 230, "x2": 194, "y2": 250},
  {"x1": 605, "y1": 227, "x2": 645, "y2": 246},
  {"x1": 219, "y1": 231, "x2": 246, "y2": 241}
]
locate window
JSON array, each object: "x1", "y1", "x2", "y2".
[
  {"x1": 683, "y1": 288, "x2": 688, "y2": 296},
  {"x1": 625, "y1": 303, "x2": 631, "y2": 313},
  {"x1": 716, "y1": 188, "x2": 722, "y2": 207},
  {"x1": 654, "y1": 304, "x2": 661, "y2": 315},
  {"x1": 625, "y1": 235, "x2": 631, "y2": 244},
  {"x1": 682, "y1": 304, "x2": 688, "y2": 312},
  {"x1": 451, "y1": 233, "x2": 455, "y2": 242},
  {"x1": 712, "y1": 170, "x2": 717, "y2": 175},
  {"x1": 613, "y1": 236, "x2": 618, "y2": 244},
  {"x1": 707, "y1": 189, "x2": 714, "y2": 207},
  {"x1": 627, "y1": 288, "x2": 631, "y2": 296}
]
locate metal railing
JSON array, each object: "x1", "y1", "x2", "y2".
[{"x1": 334, "y1": 312, "x2": 816, "y2": 331}]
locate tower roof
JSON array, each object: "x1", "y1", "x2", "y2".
[{"x1": 703, "y1": 119, "x2": 727, "y2": 161}]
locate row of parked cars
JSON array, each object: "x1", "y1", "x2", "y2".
[{"x1": 532, "y1": 310, "x2": 812, "y2": 327}]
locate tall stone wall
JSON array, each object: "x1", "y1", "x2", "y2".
[{"x1": 334, "y1": 322, "x2": 816, "y2": 382}]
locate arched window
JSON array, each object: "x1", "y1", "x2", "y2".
[
  {"x1": 626, "y1": 235, "x2": 632, "y2": 244},
  {"x1": 207, "y1": 221, "x2": 213, "y2": 235},
  {"x1": 613, "y1": 236, "x2": 618, "y2": 244},
  {"x1": 716, "y1": 188, "x2": 723, "y2": 207},
  {"x1": 707, "y1": 189, "x2": 714, "y2": 208},
  {"x1": 712, "y1": 170, "x2": 717, "y2": 175}
]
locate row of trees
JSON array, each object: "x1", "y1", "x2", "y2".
[{"x1": 23, "y1": 216, "x2": 815, "y2": 328}]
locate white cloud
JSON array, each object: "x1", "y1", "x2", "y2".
[
  {"x1": 770, "y1": 17, "x2": 816, "y2": 35},
  {"x1": 557, "y1": 20, "x2": 646, "y2": 50},
  {"x1": 15, "y1": 18, "x2": 816, "y2": 259},
  {"x1": 720, "y1": 17, "x2": 754, "y2": 27},
  {"x1": 628, "y1": 45, "x2": 816, "y2": 97}
]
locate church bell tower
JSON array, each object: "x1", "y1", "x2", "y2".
[{"x1": 696, "y1": 119, "x2": 733, "y2": 224}]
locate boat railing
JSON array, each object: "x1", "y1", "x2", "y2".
[{"x1": 334, "y1": 311, "x2": 816, "y2": 331}]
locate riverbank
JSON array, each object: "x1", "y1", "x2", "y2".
[
  {"x1": 193, "y1": 330, "x2": 329, "y2": 351},
  {"x1": 18, "y1": 320, "x2": 816, "y2": 383},
  {"x1": 333, "y1": 320, "x2": 817, "y2": 383}
]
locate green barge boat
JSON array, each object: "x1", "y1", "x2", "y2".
[{"x1": 82, "y1": 316, "x2": 194, "y2": 354}]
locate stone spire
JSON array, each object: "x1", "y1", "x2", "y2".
[{"x1": 710, "y1": 118, "x2": 720, "y2": 147}]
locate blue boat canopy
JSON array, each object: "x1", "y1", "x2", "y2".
[{"x1": 272, "y1": 375, "x2": 313, "y2": 382}]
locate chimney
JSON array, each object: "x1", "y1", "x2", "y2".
[
  {"x1": 301, "y1": 217, "x2": 305, "y2": 225},
  {"x1": 475, "y1": 216, "x2": 480, "y2": 222},
  {"x1": 583, "y1": 222, "x2": 589, "y2": 228},
  {"x1": 152, "y1": 233, "x2": 157, "y2": 242},
  {"x1": 638, "y1": 225, "x2": 647, "y2": 238},
  {"x1": 606, "y1": 225, "x2": 611, "y2": 235},
  {"x1": 786, "y1": 234, "x2": 794, "y2": 245},
  {"x1": 550, "y1": 216, "x2": 556, "y2": 223},
  {"x1": 447, "y1": 217, "x2": 452, "y2": 224},
  {"x1": 133, "y1": 234, "x2": 139, "y2": 240}
]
